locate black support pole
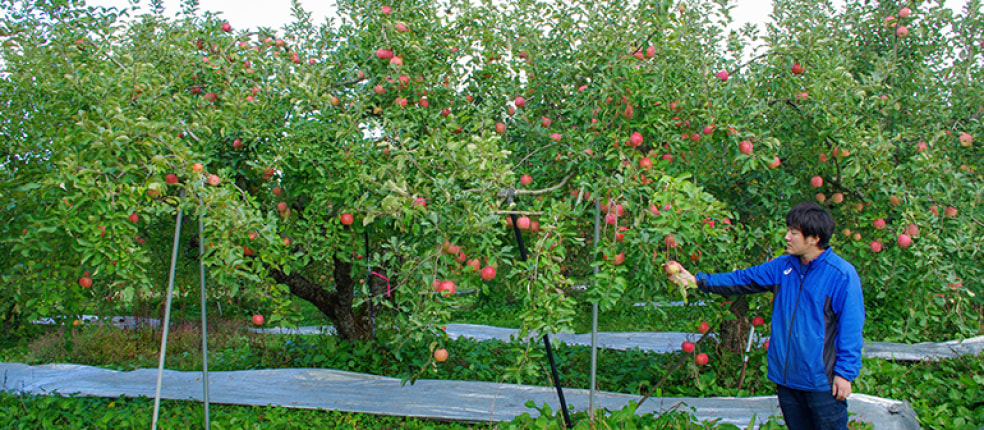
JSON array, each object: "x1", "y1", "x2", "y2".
[{"x1": 542, "y1": 334, "x2": 573, "y2": 428}]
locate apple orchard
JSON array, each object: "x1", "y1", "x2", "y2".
[{"x1": 1, "y1": 0, "x2": 981, "y2": 373}]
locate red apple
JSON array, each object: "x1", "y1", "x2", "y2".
[
  {"x1": 495, "y1": 122, "x2": 506, "y2": 134},
  {"x1": 480, "y1": 266, "x2": 496, "y2": 281},
  {"x1": 695, "y1": 352, "x2": 709, "y2": 366},
  {"x1": 374, "y1": 84, "x2": 386, "y2": 94},
  {"x1": 550, "y1": 133, "x2": 562, "y2": 142},
  {"x1": 437, "y1": 280, "x2": 456, "y2": 297},
  {"x1": 277, "y1": 202, "x2": 288, "y2": 212},
  {"x1": 605, "y1": 212, "x2": 617, "y2": 225},
  {"x1": 959, "y1": 133, "x2": 973, "y2": 147},
  {"x1": 273, "y1": 186, "x2": 283, "y2": 196},
  {"x1": 376, "y1": 49, "x2": 393, "y2": 60},
  {"x1": 810, "y1": 176, "x2": 823, "y2": 188},
  {"x1": 898, "y1": 7, "x2": 911, "y2": 18},
  {"x1": 208, "y1": 174, "x2": 220, "y2": 186},
  {"x1": 541, "y1": 117, "x2": 551, "y2": 127},
  {"x1": 752, "y1": 316, "x2": 765, "y2": 326},
  {"x1": 791, "y1": 62, "x2": 805, "y2": 75},
  {"x1": 897, "y1": 233, "x2": 912, "y2": 248},
  {"x1": 252, "y1": 314, "x2": 264, "y2": 325},
  {"x1": 520, "y1": 174, "x2": 533, "y2": 186},
  {"x1": 514, "y1": 96, "x2": 526, "y2": 107},
  {"x1": 381, "y1": 5, "x2": 391, "y2": 15},
  {"x1": 905, "y1": 223, "x2": 919, "y2": 236},
  {"x1": 78, "y1": 276, "x2": 92, "y2": 288},
  {"x1": 819, "y1": 153, "x2": 828, "y2": 162},
  {"x1": 697, "y1": 321, "x2": 710, "y2": 334},
  {"x1": 165, "y1": 174, "x2": 178, "y2": 184},
  {"x1": 816, "y1": 193, "x2": 826, "y2": 203},
  {"x1": 739, "y1": 140, "x2": 753, "y2": 155},
  {"x1": 639, "y1": 157, "x2": 653, "y2": 169},
  {"x1": 873, "y1": 218, "x2": 886, "y2": 230},
  {"x1": 192, "y1": 163, "x2": 203, "y2": 173},
  {"x1": 221, "y1": 22, "x2": 232, "y2": 32},
  {"x1": 233, "y1": 138, "x2": 243, "y2": 149},
  {"x1": 831, "y1": 193, "x2": 844, "y2": 204},
  {"x1": 128, "y1": 213, "x2": 139, "y2": 223},
  {"x1": 896, "y1": 26, "x2": 908, "y2": 37},
  {"x1": 433, "y1": 348, "x2": 448, "y2": 362},
  {"x1": 681, "y1": 341, "x2": 695, "y2": 353},
  {"x1": 340, "y1": 213, "x2": 354, "y2": 225},
  {"x1": 764, "y1": 339, "x2": 770, "y2": 350},
  {"x1": 869, "y1": 241, "x2": 883, "y2": 253},
  {"x1": 703, "y1": 125, "x2": 715, "y2": 135},
  {"x1": 629, "y1": 132, "x2": 644, "y2": 146},
  {"x1": 516, "y1": 216, "x2": 531, "y2": 230},
  {"x1": 395, "y1": 23, "x2": 409, "y2": 32},
  {"x1": 768, "y1": 156, "x2": 781, "y2": 168},
  {"x1": 944, "y1": 206, "x2": 958, "y2": 217},
  {"x1": 715, "y1": 70, "x2": 729, "y2": 81},
  {"x1": 916, "y1": 142, "x2": 927, "y2": 152}
]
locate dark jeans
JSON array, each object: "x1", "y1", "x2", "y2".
[{"x1": 777, "y1": 384, "x2": 848, "y2": 430}]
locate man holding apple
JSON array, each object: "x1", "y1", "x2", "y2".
[{"x1": 670, "y1": 201, "x2": 865, "y2": 429}]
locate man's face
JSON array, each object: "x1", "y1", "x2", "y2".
[{"x1": 785, "y1": 227, "x2": 818, "y2": 257}]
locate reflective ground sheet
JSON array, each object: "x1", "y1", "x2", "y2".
[{"x1": 1, "y1": 363, "x2": 919, "y2": 429}]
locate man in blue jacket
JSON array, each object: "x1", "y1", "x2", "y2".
[{"x1": 673, "y1": 201, "x2": 865, "y2": 429}]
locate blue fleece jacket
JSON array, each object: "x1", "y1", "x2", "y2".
[{"x1": 696, "y1": 248, "x2": 865, "y2": 392}]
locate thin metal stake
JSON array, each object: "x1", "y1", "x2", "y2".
[
  {"x1": 152, "y1": 191, "x2": 185, "y2": 430},
  {"x1": 589, "y1": 197, "x2": 600, "y2": 420},
  {"x1": 198, "y1": 217, "x2": 210, "y2": 429}
]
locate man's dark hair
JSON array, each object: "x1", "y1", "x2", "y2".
[{"x1": 786, "y1": 201, "x2": 835, "y2": 249}]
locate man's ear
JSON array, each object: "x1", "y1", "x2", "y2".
[{"x1": 807, "y1": 235, "x2": 820, "y2": 246}]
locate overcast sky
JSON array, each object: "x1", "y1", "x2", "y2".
[{"x1": 87, "y1": 0, "x2": 970, "y2": 35}]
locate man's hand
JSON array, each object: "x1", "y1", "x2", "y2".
[
  {"x1": 832, "y1": 375, "x2": 852, "y2": 401},
  {"x1": 665, "y1": 260, "x2": 697, "y2": 288}
]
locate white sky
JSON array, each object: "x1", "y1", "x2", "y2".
[{"x1": 88, "y1": 0, "x2": 970, "y2": 35}]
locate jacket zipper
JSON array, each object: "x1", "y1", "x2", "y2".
[{"x1": 783, "y1": 261, "x2": 811, "y2": 386}]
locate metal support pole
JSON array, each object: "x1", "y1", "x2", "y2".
[
  {"x1": 152, "y1": 191, "x2": 185, "y2": 430},
  {"x1": 589, "y1": 198, "x2": 600, "y2": 419},
  {"x1": 198, "y1": 217, "x2": 210, "y2": 429}
]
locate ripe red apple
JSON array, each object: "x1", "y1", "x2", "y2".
[
  {"x1": 810, "y1": 176, "x2": 823, "y2": 188},
  {"x1": 381, "y1": 5, "x2": 391, "y2": 14},
  {"x1": 614, "y1": 226, "x2": 628, "y2": 242},
  {"x1": 252, "y1": 314, "x2": 264, "y2": 325},
  {"x1": 243, "y1": 246, "x2": 255, "y2": 256},
  {"x1": 520, "y1": 174, "x2": 533, "y2": 186},
  {"x1": 516, "y1": 216, "x2": 531, "y2": 230},
  {"x1": 852, "y1": 232, "x2": 862, "y2": 241},
  {"x1": 897, "y1": 233, "x2": 912, "y2": 248},
  {"x1": 128, "y1": 213, "x2": 139, "y2": 223},
  {"x1": 896, "y1": 26, "x2": 908, "y2": 37},
  {"x1": 681, "y1": 341, "x2": 695, "y2": 353},
  {"x1": 413, "y1": 196, "x2": 427, "y2": 207},
  {"x1": 233, "y1": 138, "x2": 243, "y2": 149},
  {"x1": 697, "y1": 321, "x2": 710, "y2": 334},
  {"x1": 959, "y1": 133, "x2": 973, "y2": 147},
  {"x1": 374, "y1": 84, "x2": 386, "y2": 94},
  {"x1": 905, "y1": 223, "x2": 919, "y2": 236},
  {"x1": 818, "y1": 153, "x2": 828, "y2": 162},
  {"x1": 916, "y1": 142, "x2": 927, "y2": 152},
  {"x1": 376, "y1": 49, "x2": 393, "y2": 60},
  {"x1": 873, "y1": 218, "x2": 886, "y2": 230},
  {"x1": 340, "y1": 213, "x2": 354, "y2": 225},
  {"x1": 480, "y1": 266, "x2": 496, "y2": 281},
  {"x1": 791, "y1": 62, "x2": 805, "y2": 75},
  {"x1": 395, "y1": 23, "x2": 409, "y2": 32},
  {"x1": 944, "y1": 206, "x2": 958, "y2": 217},
  {"x1": 649, "y1": 204, "x2": 661, "y2": 215},
  {"x1": 816, "y1": 193, "x2": 826, "y2": 203},
  {"x1": 898, "y1": 7, "x2": 911, "y2": 18},
  {"x1": 605, "y1": 212, "x2": 617, "y2": 225},
  {"x1": 514, "y1": 96, "x2": 526, "y2": 107},
  {"x1": 273, "y1": 186, "x2": 283, "y2": 196},
  {"x1": 550, "y1": 133, "x2": 562, "y2": 142},
  {"x1": 192, "y1": 163, "x2": 204, "y2": 173},
  {"x1": 629, "y1": 132, "x2": 644, "y2": 146},
  {"x1": 207, "y1": 174, "x2": 220, "y2": 186},
  {"x1": 79, "y1": 276, "x2": 92, "y2": 288},
  {"x1": 869, "y1": 241, "x2": 883, "y2": 253},
  {"x1": 715, "y1": 70, "x2": 729, "y2": 82},
  {"x1": 702, "y1": 125, "x2": 715, "y2": 135},
  {"x1": 638, "y1": 157, "x2": 653, "y2": 169},
  {"x1": 831, "y1": 193, "x2": 844, "y2": 203},
  {"x1": 221, "y1": 22, "x2": 232, "y2": 32},
  {"x1": 664, "y1": 261, "x2": 682, "y2": 276},
  {"x1": 664, "y1": 234, "x2": 679, "y2": 248},
  {"x1": 437, "y1": 280, "x2": 456, "y2": 297},
  {"x1": 495, "y1": 122, "x2": 506, "y2": 134},
  {"x1": 540, "y1": 117, "x2": 551, "y2": 127},
  {"x1": 768, "y1": 156, "x2": 781, "y2": 168},
  {"x1": 433, "y1": 348, "x2": 448, "y2": 362},
  {"x1": 695, "y1": 352, "x2": 709, "y2": 366},
  {"x1": 277, "y1": 202, "x2": 288, "y2": 212},
  {"x1": 764, "y1": 339, "x2": 770, "y2": 350},
  {"x1": 739, "y1": 140, "x2": 753, "y2": 155},
  {"x1": 165, "y1": 174, "x2": 178, "y2": 184},
  {"x1": 752, "y1": 316, "x2": 765, "y2": 326},
  {"x1": 613, "y1": 252, "x2": 625, "y2": 266}
]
